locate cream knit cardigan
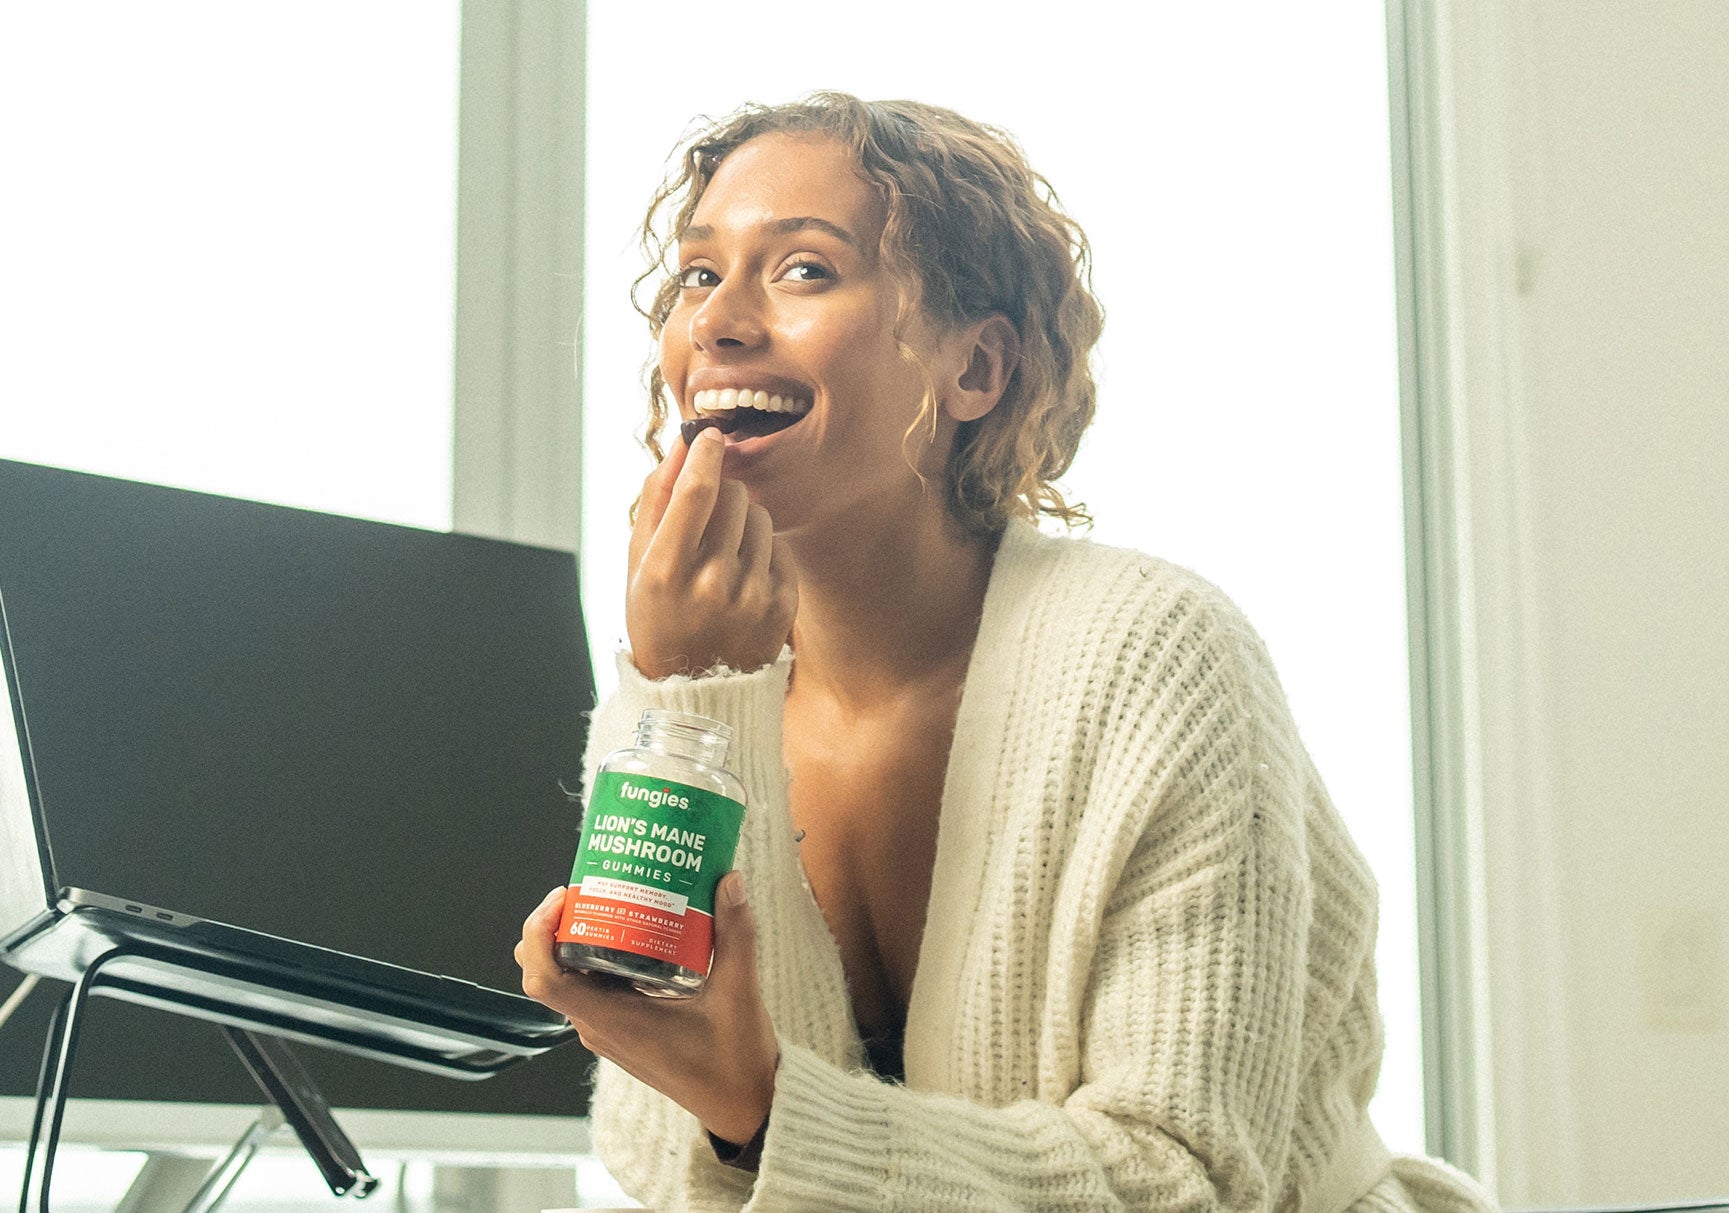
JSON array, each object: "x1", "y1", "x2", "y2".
[{"x1": 582, "y1": 520, "x2": 1494, "y2": 1212}]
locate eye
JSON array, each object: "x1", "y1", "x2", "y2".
[
  {"x1": 678, "y1": 265, "x2": 719, "y2": 289},
  {"x1": 782, "y1": 261, "x2": 832, "y2": 283}
]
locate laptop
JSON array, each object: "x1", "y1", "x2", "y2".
[{"x1": 0, "y1": 459, "x2": 583, "y2": 1078}]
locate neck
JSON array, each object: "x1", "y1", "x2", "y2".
[{"x1": 784, "y1": 501, "x2": 1000, "y2": 709}]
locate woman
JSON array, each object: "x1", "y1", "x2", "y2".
[{"x1": 516, "y1": 92, "x2": 1493, "y2": 1211}]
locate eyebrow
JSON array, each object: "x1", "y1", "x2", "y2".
[{"x1": 681, "y1": 216, "x2": 860, "y2": 248}]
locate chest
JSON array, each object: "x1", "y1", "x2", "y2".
[{"x1": 781, "y1": 688, "x2": 960, "y2": 1034}]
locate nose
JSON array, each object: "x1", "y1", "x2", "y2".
[{"x1": 689, "y1": 278, "x2": 766, "y2": 353}]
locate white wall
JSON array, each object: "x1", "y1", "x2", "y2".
[{"x1": 1439, "y1": 0, "x2": 1729, "y2": 1202}]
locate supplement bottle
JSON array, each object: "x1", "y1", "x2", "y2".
[{"x1": 555, "y1": 709, "x2": 746, "y2": 997}]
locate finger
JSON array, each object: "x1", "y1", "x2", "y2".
[
  {"x1": 516, "y1": 895, "x2": 635, "y2": 1023},
  {"x1": 517, "y1": 890, "x2": 577, "y2": 1003},
  {"x1": 647, "y1": 424, "x2": 725, "y2": 567},
  {"x1": 740, "y1": 502, "x2": 773, "y2": 571},
  {"x1": 518, "y1": 887, "x2": 568, "y2": 969},
  {"x1": 526, "y1": 884, "x2": 565, "y2": 924},
  {"x1": 702, "y1": 480, "x2": 751, "y2": 562},
  {"x1": 707, "y1": 871, "x2": 759, "y2": 988},
  {"x1": 630, "y1": 430, "x2": 693, "y2": 563}
]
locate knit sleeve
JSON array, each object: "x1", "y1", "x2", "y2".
[
  {"x1": 578, "y1": 648, "x2": 794, "y2": 819},
  {"x1": 735, "y1": 599, "x2": 1318, "y2": 1210}
]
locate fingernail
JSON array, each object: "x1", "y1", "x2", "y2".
[
  {"x1": 725, "y1": 871, "x2": 747, "y2": 907},
  {"x1": 542, "y1": 886, "x2": 566, "y2": 907}
]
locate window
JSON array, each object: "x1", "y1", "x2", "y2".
[{"x1": 0, "y1": 3, "x2": 460, "y2": 528}]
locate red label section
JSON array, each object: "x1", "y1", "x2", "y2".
[{"x1": 556, "y1": 884, "x2": 714, "y2": 975}]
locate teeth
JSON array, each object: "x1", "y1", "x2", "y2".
[{"x1": 692, "y1": 388, "x2": 810, "y2": 416}]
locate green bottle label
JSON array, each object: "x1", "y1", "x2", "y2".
[{"x1": 566, "y1": 771, "x2": 744, "y2": 918}]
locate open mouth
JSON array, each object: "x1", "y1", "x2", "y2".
[{"x1": 689, "y1": 388, "x2": 811, "y2": 441}]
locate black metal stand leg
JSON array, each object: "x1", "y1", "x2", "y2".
[
  {"x1": 219, "y1": 1028, "x2": 378, "y2": 1201},
  {"x1": 17, "y1": 985, "x2": 69, "y2": 1213},
  {"x1": 18, "y1": 949, "x2": 137, "y2": 1213}
]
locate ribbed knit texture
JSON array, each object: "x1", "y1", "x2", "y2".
[{"x1": 584, "y1": 521, "x2": 1495, "y2": 1212}]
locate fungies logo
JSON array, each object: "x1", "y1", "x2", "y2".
[{"x1": 619, "y1": 782, "x2": 692, "y2": 811}]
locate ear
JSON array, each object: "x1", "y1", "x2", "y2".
[{"x1": 941, "y1": 314, "x2": 1020, "y2": 424}]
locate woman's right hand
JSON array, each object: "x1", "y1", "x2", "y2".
[{"x1": 626, "y1": 425, "x2": 797, "y2": 680}]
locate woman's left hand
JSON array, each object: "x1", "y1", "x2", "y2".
[{"x1": 515, "y1": 872, "x2": 779, "y2": 1146}]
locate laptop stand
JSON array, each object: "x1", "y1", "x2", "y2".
[{"x1": 19, "y1": 945, "x2": 379, "y2": 1212}]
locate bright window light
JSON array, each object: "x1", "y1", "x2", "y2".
[
  {"x1": 0, "y1": 1146, "x2": 146, "y2": 1210},
  {"x1": 582, "y1": 2, "x2": 1424, "y2": 1154},
  {"x1": 0, "y1": 3, "x2": 460, "y2": 529}
]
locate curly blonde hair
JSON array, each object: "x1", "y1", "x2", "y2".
[{"x1": 635, "y1": 92, "x2": 1104, "y2": 534}]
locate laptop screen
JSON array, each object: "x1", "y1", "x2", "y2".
[{"x1": 0, "y1": 458, "x2": 598, "y2": 1114}]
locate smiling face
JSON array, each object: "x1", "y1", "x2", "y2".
[{"x1": 658, "y1": 133, "x2": 955, "y2": 535}]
